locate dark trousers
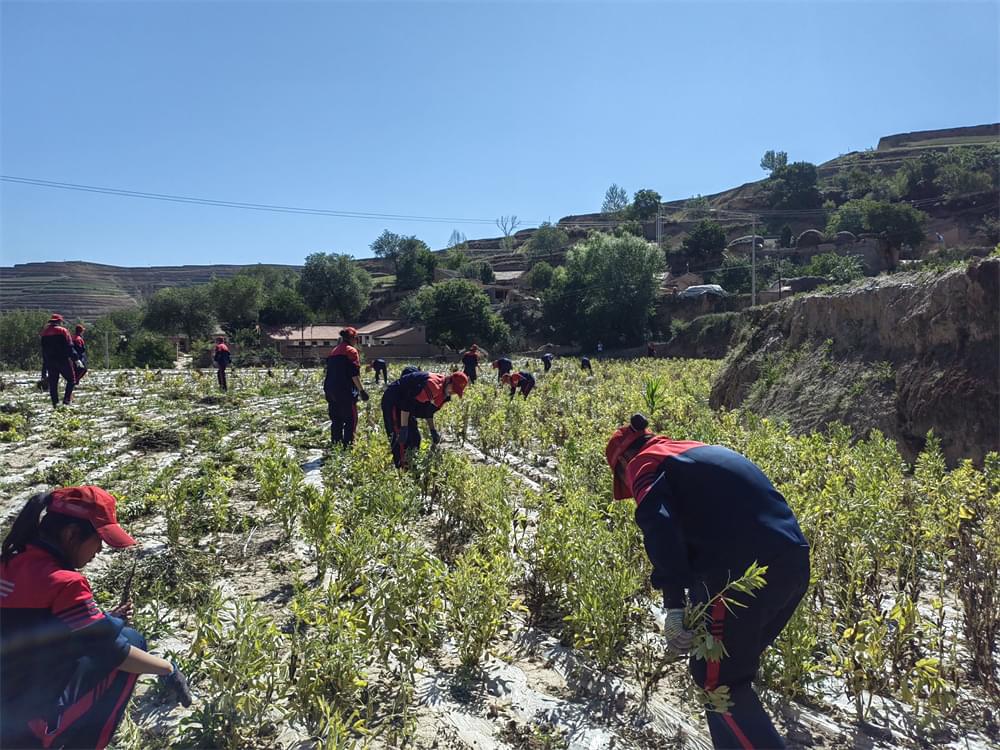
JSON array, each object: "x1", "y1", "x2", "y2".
[
  {"x1": 44, "y1": 359, "x2": 76, "y2": 407},
  {"x1": 688, "y1": 545, "x2": 810, "y2": 749},
  {"x1": 328, "y1": 398, "x2": 358, "y2": 448},
  {"x1": 543, "y1": 360, "x2": 552, "y2": 372},
  {"x1": 373, "y1": 364, "x2": 388, "y2": 384},
  {"x1": 217, "y1": 366, "x2": 228, "y2": 391},
  {"x1": 380, "y1": 401, "x2": 420, "y2": 468},
  {"x1": 463, "y1": 366, "x2": 477, "y2": 384},
  {"x1": 5, "y1": 627, "x2": 145, "y2": 750}
]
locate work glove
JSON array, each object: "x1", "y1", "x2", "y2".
[
  {"x1": 663, "y1": 608, "x2": 694, "y2": 653},
  {"x1": 159, "y1": 661, "x2": 193, "y2": 707},
  {"x1": 359, "y1": 390, "x2": 369, "y2": 402},
  {"x1": 430, "y1": 428, "x2": 442, "y2": 445},
  {"x1": 75, "y1": 360, "x2": 84, "y2": 370},
  {"x1": 397, "y1": 425, "x2": 410, "y2": 445}
]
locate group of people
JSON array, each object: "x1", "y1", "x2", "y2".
[
  {"x1": 16, "y1": 320, "x2": 807, "y2": 749},
  {"x1": 39, "y1": 315, "x2": 88, "y2": 408}
]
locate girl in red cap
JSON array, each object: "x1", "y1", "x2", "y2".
[
  {"x1": 213, "y1": 337, "x2": 231, "y2": 391},
  {"x1": 1, "y1": 487, "x2": 192, "y2": 749}
]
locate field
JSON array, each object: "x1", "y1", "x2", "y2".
[{"x1": 1, "y1": 361, "x2": 997, "y2": 750}]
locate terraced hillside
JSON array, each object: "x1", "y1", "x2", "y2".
[{"x1": 0, "y1": 261, "x2": 300, "y2": 319}]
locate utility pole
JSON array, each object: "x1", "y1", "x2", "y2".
[
  {"x1": 655, "y1": 206, "x2": 662, "y2": 247},
  {"x1": 104, "y1": 330, "x2": 110, "y2": 369},
  {"x1": 751, "y1": 213, "x2": 758, "y2": 306}
]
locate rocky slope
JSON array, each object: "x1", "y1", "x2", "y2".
[{"x1": 710, "y1": 257, "x2": 1000, "y2": 466}]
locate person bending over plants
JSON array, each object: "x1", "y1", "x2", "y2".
[
  {"x1": 1, "y1": 486, "x2": 192, "y2": 750},
  {"x1": 380, "y1": 369, "x2": 468, "y2": 468},
  {"x1": 491, "y1": 357, "x2": 513, "y2": 383},
  {"x1": 501, "y1": 371, "x2": 535, "y2": 400},
  {"x1": 606, "y1": 414, "x2": 810, "y2": 749}
]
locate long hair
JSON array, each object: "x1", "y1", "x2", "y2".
[{"x1": 1, "y1": 493, "x2": 96, "y2": 564}]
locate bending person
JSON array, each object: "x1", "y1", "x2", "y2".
[{"x1": 380, "y1": 370, "x2": 468, "y2": 468}]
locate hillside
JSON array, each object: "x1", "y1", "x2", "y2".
[
  {"x1": 710, "y1": 256, "x2": 1000, "y2": 467},
  {"x1": 3, "y1": 124, "x2": 996, "y2": 320},
  {"x1": 0, "y1": 261, "x2": 300, "y2": 319}
]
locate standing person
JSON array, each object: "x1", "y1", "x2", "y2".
[
  {"x1": 71, "y1": 325, "x2": 89, "y2": 383},
  {"x1": 39, "y1": 314, "x2": 77, "y2": 408},
  {"x1": 461, "y1": 344, "x2": 480, "y2": 384},
  {"x1": 213, "y1": 337, "x2": 231, "y2": 391},
  {"x1": 541, "y1": 352, "x2": 554, "y2": 373},
  {"x1": 1, "y1": 486, "x2": 192, "y2": 750},
  {"x1": 380, "y1": 370, "x2": 468, "y2": 468},
  {"x1": 324, "y1": 327, "x2": 369, "y2": 449},
  {"x1": 605, "y1": 414, "x2": 810, "y2": 749},
  {"x1": 368, "y1": 358, "x2": 389, "y2": 384},
  {"x1": 596, "y1": 341, "x2": 604, "y2": 355},
  {"x1": 501, "y1": 371, "x2": 535, "y2": 400},
  {"x1": 580, "y1": 356, "x2": 593, "y2": 374},
  {"x1": 647, "y1": 341, "x2": 656, "y2": 358},
  {"x1": 491, "y1": 357, "x2": 513, "y2": 383}
]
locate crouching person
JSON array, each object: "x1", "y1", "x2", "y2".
[
  {"x1": 1, "y1": 487, "x2": 192, "y2": 750},
  {"x1": 606, "y1": 415, "x2": 810, "y2": 750}
]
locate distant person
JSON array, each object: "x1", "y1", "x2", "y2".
[
  {"x1": 605, "y1": 414, "x2": 809, "y2": 750},
  {"x1": 541, "y1": 352, "x2": 554, "y2": 373},
  {"x1": 39, "y1": 314, "x2": 77, "y2": 408},
  {"x1": 213, "y1": 338, "x2": 231, "y2": 391},
  {"x1": 501, "y1": 371, "x2": 535, "y2": 400},
  {"x1": 381, "y1": 370, "x2": 468, "y2": 468},
  {"x1": 596, "y1": 342, "x2": 604, "y2": 354},
  {"x1": 580, "y1": 356, "x2": 593, "y2": 374},
  {"x1": 367, "y1": 358, "x2": 389, "y2": 384},
  {"x1": 0, "y1": 486, "x2": 192, "y2": 750},
  {"x1": 491, "y1": 357, "x2": 513, "y2": 383},
  {"x1": 461, "y1": 344, "x2": 481, "y2": 384},
  {"x1": 324, "y1": 327, "x2": 369, "y2": 449},
  {"x1": 72, "y1": 325, "x2": 89, "y2": 382},
  {"x1": 647, "y1": 341, "x2": 656, "y2": 358}
]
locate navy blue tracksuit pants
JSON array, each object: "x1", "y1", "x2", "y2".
[
  {"x1": 327, "y1": 397, "x2": 358, "y2": 448},
  {"x1": 688, "y1": 544, "x2": 810, "y2": 749}
]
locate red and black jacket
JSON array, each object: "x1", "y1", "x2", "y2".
[
  {"x1": 461, "y1": 351, "x2": 479, "y2": 373},
  {"x1": 213, "y1": 343, "x2": 231, "y2": 367},
  {"x1": 324, "y1": 342, "x2": 361, "y2": 400},
  {"x1": 1, "y1": 543, "x2": 131, "y2": 724},
  {"x1": 626, "y1": 438, "x2": 807, "y2": 608},
  {"x1": 40, "y1": 325, "x2": 74, "y2": 373},
  {"x1": 381, "y1": 371, "x2": 447, "y2": 418}
]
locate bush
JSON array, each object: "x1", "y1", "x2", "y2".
[
  {"x1": 801, "y1": 253, "x2": 865, "y2": 284},
  {"x1": 0, "y1": 310, "x2": 51, "y2": 370},
  {"x1": 132, "y1": 332, "x2": 176, "y2": 368},
  {"x1": 525, "y1": 261, "x2": 555, "y2": 291}
]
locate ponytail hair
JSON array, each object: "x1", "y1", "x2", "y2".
[
  {"x1": 2, "y1": 493, "x2": 51, "y2": 563},
  {"x1": 1, "y1": 492, "x2": 97, "y2": 564}
]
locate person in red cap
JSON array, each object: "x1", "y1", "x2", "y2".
[
  {"x1": 39, "y1": 314, "x2": 78, "y2": 408},
  {"x1": 324, "y1": 327, "x2": 369, "y2": 449},
  {"x1": 1, "y1": 486, "x2": 192, "y2": 750},
  {"x1": 460, "y1": 344, "x2": 480, "y2": 384},
  {"x1": 380, "y1": 370, "x2": 467, "y2": 468},
  {"x1": 213, "y1": 337, "x2": 232, "y2": 391},
  {"x1": 501, "y1": 370, "x2": 535, "y2": 399},
  {"x1": 606, "y1": 414, "x2": 809, "y2": 749},
  {"x1": 72, "y1": 324, "x2": 89, "y2": 382}
]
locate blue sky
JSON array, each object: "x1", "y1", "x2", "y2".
[{"x1": 2, "y1": 0, "x2": 997, "y2": 267}]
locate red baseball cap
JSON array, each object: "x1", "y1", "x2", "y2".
[
  {"x1": 341, "y1": 327, "x2": 358, "y2": 339},
  {"x1": 605, "y1": 415, "x2": 652, "y2": 500},
  {"x1": 75, "y1": 324, "x2": 86, "y2": 333},
  {"x1": 48, "y1": 486, "x2": 136, "y2": 548},
  {"x1": 49, "y1": 313, "x2": 64, "y2": 323},
  {"x1": 448, "y1": 371, "x2": 469, "y2": 397}
]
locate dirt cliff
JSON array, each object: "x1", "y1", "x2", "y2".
[{"x1": 710, "y1": 257, "x2": 1000, "y2": 466}]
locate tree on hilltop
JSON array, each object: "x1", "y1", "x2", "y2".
[
  {"x1": 760, "y1": 150, "x2": 788, "y2": 174},
  {"x1": 602, "y1": 183, "x2": 629, "y2": 213}
]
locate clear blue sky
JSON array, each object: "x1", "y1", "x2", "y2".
[{"x1": 2, "y1": 0, "x2": 997, "y2": 267}]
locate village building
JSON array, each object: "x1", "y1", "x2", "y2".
[{"x1": 263, "y1": 320, "x2": 445, "y2": 362}]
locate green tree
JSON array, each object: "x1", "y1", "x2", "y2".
[
  {"x1": 892, "y1": 153, "x2": 943, "y2": 200},
  {"x1": 461, "y1": 261, "x2": 495, "y2": 284},
  {"x1": 825, "y1": 198, "x2": 874, "y2": 236},
  {"x1": 681, "y1": 219, "x2": 727, "y2": 262},
  {"x1": 0, "y1": 310, "x2": 50, "y2": 369},
  {"x1": 87, "y1": 308, "x2": 145, "y2": 368},
  {"x1": 801, "y1": 253, "x2": 865, "y2": 284},
  {"x1": 768, "y1": 162, "x2": 822, "y2": 209},
  {"x1": 442, "y1": 246, "x2": 470, "y2": 270},
  {"x1": 131, "y1": 332, "x2": 176, "y2": 368},
  {"x1": 211, "y1": 274, "x2": 264, "y2": 331},
  {"x1": 400, "y1": 279, "x2": 509, "y2": 349},
  {"x1": 710, "y1": 251, "x2": 753, "y2": 294},
  {"x1": 760, "y1": 150, "x2": 788, "y2": 174},
  {"x1": 370, "y1": 230, "x2": 403, "y2": 272},
  {"x1": 631, "y1": 189, "x2": 662, "y2": 220},
  {"x1": 525, "y1": 261, "x2": 554, "y2": 291},
  {"x1": 258, "y1": 287, "x2": 313, "y2": 326},
  {"x1": 526, "y1": 222, "x2": 569, "y2": 260},
  {"x1": 144, "y1": 285, "x2": 216, "y2": 342},
  {"x1": 827, "y1": 199, "x2": 927, "y2": 269},
  {"x1": 299, "y1": 252, "x2": 373, "y2": 320},
  {"x1": 542, "y1": 233, "x2": 663, "y2": 347},
  {"x1": 602, "y1": 183, "x2": 629, "y2": 213},
  {"x1": 395, "y1": 237, "x2": 437, "y2": 290}
]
